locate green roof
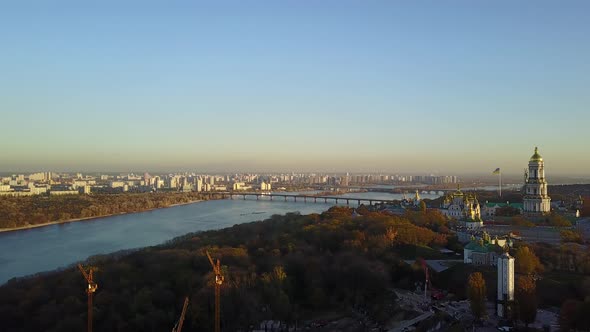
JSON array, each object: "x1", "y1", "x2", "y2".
[
  {"x1": 486, "y1": 202, "x2": 507, "y2": 208},
  {"x1": 465, "y1": 241, "x2": 489, "y2": 253},
  {"x1": 485, "y1": 202, "x2": 523, "y2": 210}
]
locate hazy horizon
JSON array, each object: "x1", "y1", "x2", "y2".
[
  {"x1": 2, "y1": 1, "x2": 589, "y2": 175},
  {"x1": 2, "y1": 168, "x2": 590, "y2": 181}
]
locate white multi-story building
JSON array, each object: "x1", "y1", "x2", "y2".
[
  {"x1": 73, "y1": 180, "x2": 87, "y2": 188},
  {"x1": 29, "y1": 172, "x2": 47, "y2": 181},
  {"x1": 260, "y1": 181, "x2": 272, "y2": 191},
  {"x1": 497, "y1": 253, "x2": 515, "y2": 318},
  {"x1": 82, "y1": 186, "x2": 92, "y2": 194},
  {"x1": 110, "y1": 181, "x2": 126, "y2": 188},
  {"x1": 523, "y1": 147, "x2": 551, "y2": 214},
  {"x1": 169, "y1": 176, "x2": 179, "y2": 189},
  {"x1": 50, "y1": 190, "x2": 79, "y2": 196},
  {"x1": 194, "y1": 177, "x2": 203, "y2": 192},
  {"x1": 31, "y1": 186, "x2": 48, "y2": 195},
  {"x1": 233, "y1": 182, "x2": 247, "y2": 191}
]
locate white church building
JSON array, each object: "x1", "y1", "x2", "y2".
[{"x1": 440, "y1": 186, "x2": 483, "y2": 229}]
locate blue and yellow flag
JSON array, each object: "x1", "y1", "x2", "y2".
[{"x1": 492, "y1": 168, "x2": 501, "y2": 174}]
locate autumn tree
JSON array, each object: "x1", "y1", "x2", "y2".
[
  {"x1": 516, "y1": 275, "x2": 537, "y2": 329},
  {"x1": 419, "y1": 201, "x2": 427, "y2": 212},
  {"x1": 497, "y1": 206, "x2": 521, "y2": 217},
  {"x1": 515, "y1": 246, "x2": 543, "y2": 275},
  {"x1": 560, "y1": 230, "x2": 583, "y2": 244},
  {"x1": 467, "y1": 272, "x2": 487, "y2": 321},
  {"x1": 548, "y1": 213, "x2": 572, "y2": 227},
  {"x1": 512, "y1": 215, "x2": 535, "y2": 227}
]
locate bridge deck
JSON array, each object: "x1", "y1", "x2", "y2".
[{"x1": 202, "y1": 192, "x2": 399, "y2": 205}]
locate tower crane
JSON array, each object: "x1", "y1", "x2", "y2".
[
  {"x1": 420, "y1": 259, "x2": 429, "y2": 302},
  {"x1": 207, "y1": 250, "x2": 224, "y2": 332},
  {"x1": 172, "y1": 297, "x2": 189, "y2": 332},
  {"x1": 420, "y1": 259, "x2": 443, "y2": 301},
  {"x1": 78, "y1": 264, "x2": 98, "y2": 332}
]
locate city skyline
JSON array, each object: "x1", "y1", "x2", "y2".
[{"x1": 1, "y1": 1, "x2": 590, "y2": 174}]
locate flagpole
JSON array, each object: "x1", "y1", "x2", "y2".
[{"x1": 499, "y1": 171, "x2": 502, "y2": 198}]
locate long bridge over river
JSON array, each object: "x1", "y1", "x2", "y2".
[{"x1": 202, "y1": 192, "x2": 398, "y2": 206}]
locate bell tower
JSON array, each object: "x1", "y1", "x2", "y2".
[{"x1": 523, "y1": 147, "x2": 551, "y2": 213}]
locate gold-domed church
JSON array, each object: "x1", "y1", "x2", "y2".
[
  {"x1": 440, "y1": 186, "x2": 483, "y2": 229},
  {"x1": 523, "y1": 147, "x2": 551, "y2": 214}
]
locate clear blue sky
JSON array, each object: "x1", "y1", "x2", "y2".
[{"x1": 1, "y1": 1, "x2": 589, "y2": 174}]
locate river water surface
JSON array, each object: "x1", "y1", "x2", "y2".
[{"x1": 0, "y1": 191, "x2": 439, "y2": 284}]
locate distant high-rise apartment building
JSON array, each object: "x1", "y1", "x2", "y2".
[
  {"x1": 28, "y1": 172, "x2": 51, "y2": 181},
  {"x1": 82, "y1": 186, "x2": 91, "y2": 194},
  {"x1": 341, "y1": 173, "x2": 350, "y2": 186}
]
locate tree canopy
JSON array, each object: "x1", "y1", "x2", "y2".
[
  {"x1": 516, "y1": 275, "x2": 537, "y2": 328},
  {"x1": 467, "y1": 272, "x2": 487, "y2": 320},
  {"x1": 515, "y1": 246, "x2": 543, "y2": 275}
]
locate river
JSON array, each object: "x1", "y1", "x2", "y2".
[{"x1": 0, "y1": 191, "x2": 440, "y2": 284}]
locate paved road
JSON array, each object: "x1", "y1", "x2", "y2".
[
  {"x1": 485, "y1": 225, "x2": 562, "y2": 244},
  {"x1": 388, "y1": 311, "x2": 433, "y2": 332},
  {"x1": 403, "y1": 260, "x2": 463, "y2": 273},
  {"x1": 576, "y1": 218, "x2": 590, "y2": 240}
]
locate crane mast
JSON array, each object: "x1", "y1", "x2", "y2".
[
  {"x1": 207, "y1": 251, "x2": 224, "y2": 332},
  {"x1": 172, "y1": 297, "x2": 189, "y2": 332},
  {"x1": 78, "y1": 264, "x2": 98, "y2": 332},
  {"x1": 420, "y1": 259, "x2": 430, "y2": 302}
]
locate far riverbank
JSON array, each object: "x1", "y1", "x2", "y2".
[{"x1": 0, "y1": 199, "x2": 204, "y2": 234}]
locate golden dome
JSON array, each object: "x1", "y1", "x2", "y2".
[{"x1": 530, "y1": 147, "x2": 543, "y2": 162}]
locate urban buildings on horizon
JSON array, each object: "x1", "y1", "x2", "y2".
[{"x1": 0, "y1": 171, "x2": 460, "y2": 197}]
